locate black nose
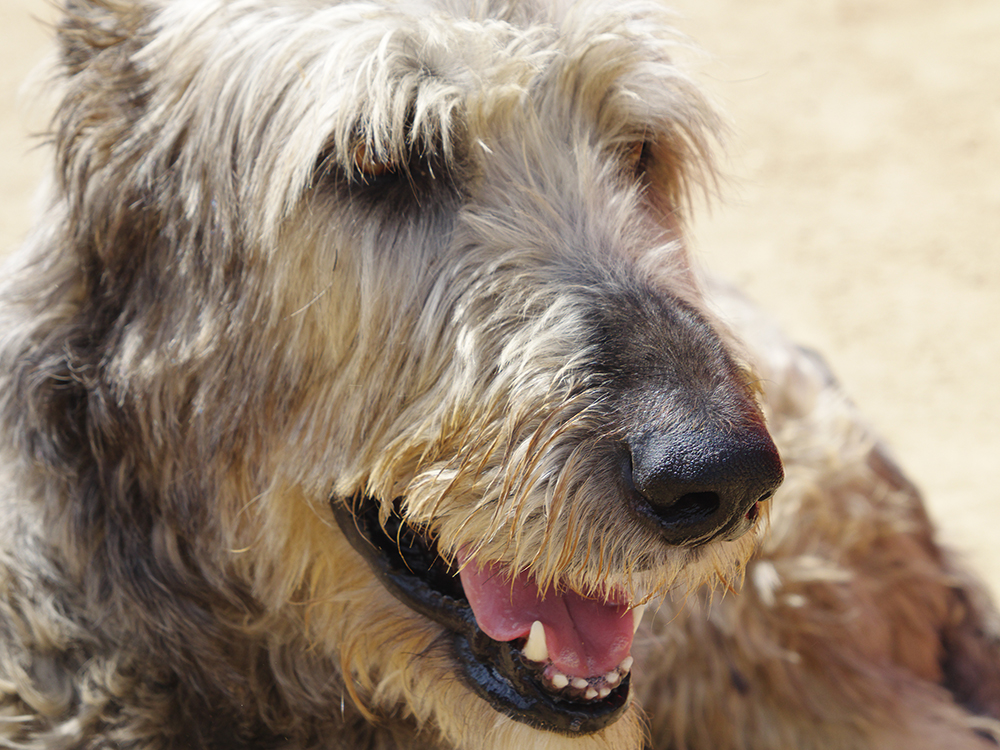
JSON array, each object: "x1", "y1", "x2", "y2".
[{"x1": 627, "y1": 421, "x2": 783, "y2": 546}]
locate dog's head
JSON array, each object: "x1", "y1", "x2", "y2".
[
  {"x1": 10, "y1": 0, "x2": 781, "y2": 746},
  {"x1": 309, "y1": 6, "x2": 783, "y2": 738}
]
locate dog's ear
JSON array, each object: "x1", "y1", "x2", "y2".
[
  {"x1": 54, "y1": 1, "x2": 153, "y2": 229},
  {"x1": 58, "y1": 0, "x2": 148, "y2": 74}
]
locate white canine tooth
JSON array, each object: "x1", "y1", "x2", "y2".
[
  {"x1": 631, "y1": 603, "x2": 647, "y2": 634},
  {"x1": 571, "y1": 677, "x2": 589, "y2": 690},
  {"x1": 604, "y1": 670, "x2": 621, "y2": 686},
  {"x1": 523, "y1": 621, "x2": 549, "y2": 663},
  {"x1": 619, "y1": 656, "x2": 634, "y2": 673},
  {"x1": 598, "y1": 687, "x2": 611, "y2": 698},
  {"x1": 584, "y1": 687, "x2": 598, "y2": 700},
  {"x1": 551, "y1": 672, "x2": 569, "y2": 689}
]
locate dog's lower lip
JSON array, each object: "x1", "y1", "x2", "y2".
[{"x1": 331, "y1": 495, "x2": 631, "y2": 734}]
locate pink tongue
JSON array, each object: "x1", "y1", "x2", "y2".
[{"x1": 457, "y1": 554, "x2": 634, "y2": 677}]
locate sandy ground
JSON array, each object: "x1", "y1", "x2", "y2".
[{"x1": 1, "y1": 1, "x2": 997, "y2": 597}]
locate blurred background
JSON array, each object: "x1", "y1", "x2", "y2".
[{"x1": 2, "y1": 0, "x2": 997, "y2": 595}]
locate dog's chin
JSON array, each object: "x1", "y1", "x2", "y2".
[{"x1": 332, "y1": 496, "x2": 634, "y2": 736}]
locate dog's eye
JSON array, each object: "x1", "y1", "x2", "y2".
[
  {"x1": 624, "y1": 140, "x2": 649, "y2": 175},
  {"x1": 353, "y1": 142, "x2": 395, "y2": 182}
]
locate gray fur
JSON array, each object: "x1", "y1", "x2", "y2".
[{"x1": 1, "y1": 1, "x2": 998, "y2": 748}]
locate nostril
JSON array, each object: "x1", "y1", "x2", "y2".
[
  {"x1": 662, "y1": 491, "x2": 720, "y2": 527},
  {"x1": 745, "y1": 488, "x2": 776, "y2": 522}
]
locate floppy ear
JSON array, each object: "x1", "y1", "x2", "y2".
[
  {"x1": 59, "y1": 0, "x2": 148, "y2": 74},
  {"x1": 53, "y1": 0, "x2": 159, "y2": 265}
]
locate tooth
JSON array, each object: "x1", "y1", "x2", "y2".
[
  {"x1": 584, "y1": 687, "x2": 598, "y2": 700},
  {"x1": 604, "y1": 670, "x2": 621, "y2": 686},
  {"x1": 550, "y1": 672, "x2": 569, "y2": 689},
  {"x1": 523, "y1": 621, "x2": 549, "y2": 663},
  {"x1": 619, "y1": 656, "x2": 634, "y2": 674},
  {"x1": 598, "y1": 686, "x2": 611, "y2": 698},
  {"x1": 631, "y1": 603, "x2": 647, "y2": 634},
  {"x1": 571, "y1": 677, "x2": 589, "y2": 690}
]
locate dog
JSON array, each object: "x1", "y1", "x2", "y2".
[{"x1": 1, "y1": 0, "x2": 998, "y2": 748}]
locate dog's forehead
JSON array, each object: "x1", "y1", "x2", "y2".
[
  {"x1": 122, "y1": 0, "x2": 713, "y2": 240},
  {"x1": 144, "y1": 0, "x2": 696, "y2": 134}
]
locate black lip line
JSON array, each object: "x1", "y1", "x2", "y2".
[{"x1": 331, "y1": 495, "x2": 632, "y2": 735}]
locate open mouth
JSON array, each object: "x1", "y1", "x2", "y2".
[{"x1": 332, "y1": 496, "x2": 636, "y2": 735}]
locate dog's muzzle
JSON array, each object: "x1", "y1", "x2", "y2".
[{"x1": 330, "y1": 421, "x2": 782, "y2": 736}]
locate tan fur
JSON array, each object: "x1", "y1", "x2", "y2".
[{"x1": 1, "y1": 1, "x2": 998, "y2": 748}]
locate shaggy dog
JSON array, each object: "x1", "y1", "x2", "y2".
[{"x1": 1, "y1": 1, "x2": 999, "y2": 748}]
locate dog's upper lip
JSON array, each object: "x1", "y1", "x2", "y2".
[{"x1": 331, "y1": 495, "x2": 632, "y2": 735}]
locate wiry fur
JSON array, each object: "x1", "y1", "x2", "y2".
[{"x1": 1, "y1": 1, "x2": 999, "y2": 748}]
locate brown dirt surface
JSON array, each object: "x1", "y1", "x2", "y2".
[{"x1": 2, "y1": 0, "x2": 997, "y2": 595}]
